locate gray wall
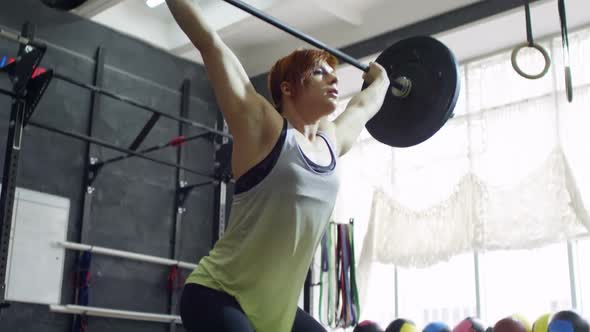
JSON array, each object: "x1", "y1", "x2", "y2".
[{"x1": 0, "y1": 1, "x2": 220, "y2": 331}]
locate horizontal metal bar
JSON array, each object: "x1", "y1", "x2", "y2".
[
  {"x1": 0, "y1": 87, "x2": 17, "y2": 98},
  {"x1": 52, "y1": 72, "x2": 231, "y2": 140},
  {"x1": 98, "y1": 131, "x2": 212, "y2": 166},
  {"x1": 49, "y1": 304, "x2": 182, "y2": 324},
  {"x1": 181, "y1": 180, "x2": 216, "y2": 192},
  {"x1": 0, "y1": 27, "x2": 44, "y2": 49},
  {"x1": 1, "y1": 23, "x2": 189, "y2": 97},
  {"x1": 0, "y1": 26, "x2": 232, "y2": 141},
  {"x1": 28, "y1": 120, "x2": 216, "y2": 181},
  {"x1": 57, "y1": 241, "x2": 197, "y2": 270}
]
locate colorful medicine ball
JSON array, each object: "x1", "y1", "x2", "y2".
[
  {"x1": 424, "y1": 322, "x2": 451, "y2": 332},
  {"x1": 354, "y1": 320, "x2": 385, "y2": 332},
  {"x1": 533, "y1": 314, "x2": 553, "y2": 332},
  {"x1": 512, "y1": 314, "x2": 532, "y2": 332},
  {"x1": 386, "y1": 318, "x2": 417, "y2": 332},
  {"x1": 454, "y1": 317, "x2": 487, "y2": 332},
  {"x1": 494, "y1": 316, "x2": 528, "y2": 332},
  {"x1": 548, "y1": 310, "x2": 589, "y2": 332}
]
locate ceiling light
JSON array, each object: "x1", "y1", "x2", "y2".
[{"x1": 146, "y1": 0, "x2": 165, "y2": 8}]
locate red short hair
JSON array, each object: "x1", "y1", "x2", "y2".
[{"x1": 267, "y1": 49, "x2": 338, "y2": 110}]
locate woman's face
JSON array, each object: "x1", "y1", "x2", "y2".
[{"x1": 296, "y1": 61, "x2": 339, "y2": 116}]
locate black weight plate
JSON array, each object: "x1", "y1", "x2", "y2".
[
  {"x1": 40, "y1": 0, "x2": 88, "y2": 10},
  {"x1": 363, "y1": 36, "x2": 460, "y2": 147}
]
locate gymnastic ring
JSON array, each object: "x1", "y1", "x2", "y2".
[{"x1": 511, "y1": 42, "x2": 551, "y2": 80}]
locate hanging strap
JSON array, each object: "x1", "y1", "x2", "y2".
[
  {"x1": 319, "y1": 232, "x2": 325, "y2": 324},
  {"x1": 74, "y1": 250, "x2": 92, "y2": 332},
  {"x1": 511, "y1": 0, "x2": 551, "y2": 80},
  {"x1": 327, "y1": 223, "x2": 335, "y2": 327},
  {"x1": 335, "y1": 223, "x2": 360, "y2": 328},
  {"x1": 319, "y1": 229, "x2": 329, "y2": 324},
  {"x1": 167, "y1": 266, "x2": 185, "y2": 291},
  {"x1": 345, "y1": 224, "x2": 355, "y2": 326},
  {"x1": 321, "y1": 230, "x2": 329, "y2": 272},
  {"x1": 321, "y1": 222, "x2": 359, "y2": 328},
  {"x1": 349, "y1": 220, "x2": 360, "y2": 325},
  {"x1": 335, "y1": 224, "x2": 343, "y2": 327},
  {"x1": 524, "y1": 0, "x2": 534, "y2": 46},
  {"x1": 339, "y1": 224, "x2": 351, "y2": 326},
  {"x1": 558, "y1": 0, "x2": 573, "y2": 102}
]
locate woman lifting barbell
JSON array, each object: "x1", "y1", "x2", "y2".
[{"x1": 165, "y1": 0, "x2": 390, "y2": 331}]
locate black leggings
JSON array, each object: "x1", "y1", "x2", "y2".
[{"x1": 180, "y1": 283, "x2": 327, "y2": 332}]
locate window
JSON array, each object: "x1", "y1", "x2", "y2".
[
  {"x1": 328, "y1": 25, "x2": 590, "y2": 332},
  {"x1": 361, "y1": 262, "x2": 397, "y2": 329},
  {"x1": 479, "y1": 243, "x2": 571, "y2": 325},
  {"x1": 397, "y1": 253, "x2": 476, "y2": 329},
  {"x1": 575, "y1": 237, "x2": 590, "y2": 317}
]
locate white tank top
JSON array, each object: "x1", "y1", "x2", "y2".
[{"x1": 186, "y1": 119, "x2": 340, "y2": 331}]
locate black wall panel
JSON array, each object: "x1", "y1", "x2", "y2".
[{"x1": 0, "y1": 1, "x2": 220, "y2": 331}]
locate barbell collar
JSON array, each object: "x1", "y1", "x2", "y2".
[{"x1": 390, "y1": 76, "x2": 412, "y2": 98}]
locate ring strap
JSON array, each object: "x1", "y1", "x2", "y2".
[
  {"x1": 525, "y1": 1, "x2": 534, "y2": 46},
  {"x1": 558, "y1": 0, "x2": 573, "y2": 102},
  {"x1": 511, "y1": 1, "x2": 551, "y2": 80}
]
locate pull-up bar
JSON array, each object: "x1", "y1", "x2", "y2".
[
  {"x1": 57, "y1": 241, "x2": 197, "y2": 270},
  {"x1": 49, "y1": 304, "x2": 182, "y2": 324}
]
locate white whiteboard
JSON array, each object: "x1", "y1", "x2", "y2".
[{"x1": 3, "y1": 186, "x2": 70, "y2": 305}]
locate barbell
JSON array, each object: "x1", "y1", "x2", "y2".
[
  {"x1": 221, "y1": 0, "x2": 460, "y2": 148},
  {"x1": 40, "y1": 0, "x2": 460, "y2": 148}
]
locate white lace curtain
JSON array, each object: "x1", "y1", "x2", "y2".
[{"x1": 330, "y1": 27, "x2": 590, "y2": 272}]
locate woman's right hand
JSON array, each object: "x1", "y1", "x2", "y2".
[{"x1": 362, "y1": 62, "x2": 390, "y2": 87}]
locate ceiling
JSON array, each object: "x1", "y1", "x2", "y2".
[
  {"x1": 73, "y1": 0, "x2": 482, "y2": 74},
  {"x1": 72, "y1": 0, "x2": 590, "y2": 98}
]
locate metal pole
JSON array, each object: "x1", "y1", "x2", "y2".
[
  {"x1": 474, "y1": 251, "x2": 482, "y2": 318},
  {"x1": 50, "y1": 304, "x2": 182, "y2": 324},
  {"x1": 394, "y1": 265, "x2": 399, "y2": 318},
  {"x1": 168, "y1": 79, "x2": 191, "y2": 332},
  {"x1": 0, "y1": 98, "x2": 26, "y2": 303},
  {"x1": 58, "y1": 242, "x2": 197, "y2": 269},
  {"x1": 566, "y1": 241, "x2": 579, "y2": 309},
  {"x1": 0, "y1": 22, "x2": 36, "y2": 308},
  {"x1": 0, "y1": 27, "x2": 43, "y2": 49},
  {"x1": 97, "y1": 132, "x2": 211, "y2": 167}
]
